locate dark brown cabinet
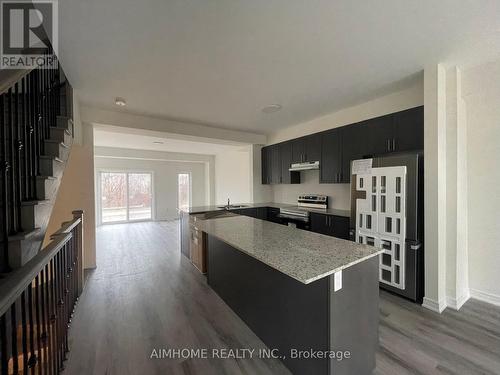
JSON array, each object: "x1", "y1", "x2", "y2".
[
  {"x1": 291, "y1": 138, "x2": 305, "y2": 164},
  {"x1": 262, "y1": 106, "x2": 423, "y2": 185},
  {"x1": 291, "y1": 134, "x2": 322, "y2": 163},
  {"x1": 267, "y1": 207, "x2": 282, "y2": 224},
  {"x1": 280, "y1": 142, "x2": 300, "y2": 184},
  {"x1": 305, "y1": 134, "x2": 322, "y2": 162},
  {"x1": 310, "y1": 213, "x2": 350, "y2": 240},
  {"x1": 340, "y1": 121, "x2": 370, "y2": 183},
  {"x1": 320, "y1": 129, "x2": 342, "y2": 183},
  {"x1": 236, "y1": 207, "x2": 268, "y2": 220},
  {"x1": 364, "y1": 114, "x2": 395, "y2": 155},
  {"x1": 338, "y1": 107, "x2": 423, "y2": 183},
  {"x1": 261, "y1": 147, "x2": 270, "y2": 184},
  {"x1": 269, "y1": 144, "x2": 281, "y2": 184},
  {"x1": 392, "y1": 106, "x2": 424, "y2": 152},
  {"x1": 262, "y1": 143, "x2": 300, "y2": 185}
]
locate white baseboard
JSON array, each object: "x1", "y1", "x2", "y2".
[
  {"x1": 422, "y1": 297, "x2": 447, "y2": 313},
  {"x1": 470, "y1": 288, "x2": 500, "y2": 307},
  {"x1": 446, "y1": 291, "x2": 470, "y2": 311}
]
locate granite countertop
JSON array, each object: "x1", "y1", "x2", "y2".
[
  {"x1": 180, "y1": 202, "x2": 351, "y2": 218},
  {"x1": 197, "y1": 216, "x2": 381, "y2": 284}
]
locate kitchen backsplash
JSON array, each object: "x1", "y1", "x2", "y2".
[{"x1": 271, "y1": 170, "x2": 351, "y2": 210}]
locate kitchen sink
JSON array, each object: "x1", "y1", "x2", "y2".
[{"x1": 217, "y1": 205, "x2": 248, "y2": 209}]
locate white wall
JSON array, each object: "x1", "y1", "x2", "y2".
[
  {"x1": 46, "y1": 93, "x2": 98, "y2": 269},
  {"x1": 267, "y1": 81, "x2": 424, "y2": 210},
  {"x1": 423, "y1": 65, "x2": 448, "y2": 313},
  {"x1": 82, "y1": 106, "x2": 266, "y2": 145},
  {"x1": 462, "y1": 59, "x2": 500, "y2": 306},
  {"x1": 272, "y1": 172, "x2": 351, "y2": 210},
  {"x1": 445, "y1": 67, "x2": 469, "y2": 310},
  {"x1": 214, "y1": 148, "x2": 252, "y2": 205},
  {"x1": 94, "y1": 147, "x2": 211, "y2": 221}
]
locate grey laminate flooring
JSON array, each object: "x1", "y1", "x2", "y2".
[{"x1": 64, "y1": 221, "x2": 500, "y2": 375}]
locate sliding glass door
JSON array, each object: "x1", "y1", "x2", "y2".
[{"x1": 100, "y1": 172, "x2": 153, "y2": 224}]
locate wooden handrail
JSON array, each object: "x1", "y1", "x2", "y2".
[
  {"x1": 0, "y1": 232, "x2": 71, "y2": 317},
  {"x1": 50, "y1": 217, "x2": 81, "y2": 238},
  {"x1": 0, "y1": 211, "x2": 84, "y2": 374}
]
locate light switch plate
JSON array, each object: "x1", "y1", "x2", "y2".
[{"x1": 334, "y1": 270, "x2": 342, "y2": 292}]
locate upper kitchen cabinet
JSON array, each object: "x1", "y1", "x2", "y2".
[
  {"x1": 340, "y1": 121, "x2": 371, "y2": 183},
  {"x1": 269, "y1": 144, "x2": 282, "y2": 184},
  {"x1": 320, "y1": 129, "x2": 342, "y2": 183},
  {"x1": 262, "y1": 106, "x2": 423, "y2": 185},
  {"x1": 290, "y1": 138, "x2": 304, "y2": 163},
  {"x1": 392, "y1": 106, "x2": 424, "y2": 152},
  {"x1": 262, "y1": 143, "x2": 300, "y2": 185},
  {"x1": 339, "y1": 107, "x2": 423, "y2": 182},
  {"x1": 363, "y1": 114, "x2": 395, "y2": 155},
  {"x1": 305, "y1": 133, "x2": 322, "y2": 162},
  {"x1": 291, "y1": 134, "x2": 322, "y2": 163},
  {"x1": 261, "y1": 146, "x2": 270, "y2": 184},
  {"x1": 280, "y1": 141, "x2": 300, "y2": 184},
  {"x1": 261, "y1": 144, "x2": 280, "y2": 184}
]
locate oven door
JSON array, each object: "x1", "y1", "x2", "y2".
[{"x1": 277, "y1": 214, "x2": 310, "y2": 230}]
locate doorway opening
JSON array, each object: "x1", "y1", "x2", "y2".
[
  {"x1": 100, "y1": 172, "x2": 153, "y2": 224},
  {"x1": 177, "y1": 173, "x2": 191, "y2": 211}
]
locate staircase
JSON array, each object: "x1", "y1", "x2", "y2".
[{"x1": 1, "y1": 59, "x2": 73, "y2": 272}]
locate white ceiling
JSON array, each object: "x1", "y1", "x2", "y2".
[
  {"x1": 59, "y1": 0, "x2": 500, "y2": 134},
  {"x1": 94, "y1": 128, "x2": 248, "y2": 155}
]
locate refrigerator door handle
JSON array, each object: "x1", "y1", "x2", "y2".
[{"x1": 410, "y1": 243, "x2": 422, "y2": 251}]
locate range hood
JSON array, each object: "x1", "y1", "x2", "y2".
[{"x1": 289, "y1": 161, "x2": 320, "y2": 171}]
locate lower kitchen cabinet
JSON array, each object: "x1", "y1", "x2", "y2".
[
  {"x1": 267, "y1": 207, "x2": 282, "y2": 224},
  {"x1": 310, "y1": 213, "x2": 350, "y2": 240},
  {"x1": 237, "y1": 207, "x2": 268, "y2": 220}
]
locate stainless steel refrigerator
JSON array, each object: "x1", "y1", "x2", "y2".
[{"x1": 350, "y1": 152, "x2": 424, "y2": 302}]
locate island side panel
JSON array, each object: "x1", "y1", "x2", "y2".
[
  {"x1": 329, "y1": 256, "x2": 379, "y2": 375},
  {"x1": 206, "y1": 235, "x2": 330, "y2": 375},
  {"x1": 180, "y1": 211, "x2": 190, "y2": 258}
]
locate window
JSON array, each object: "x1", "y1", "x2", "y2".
[
  {"x1": 100, "y1": 172, "x2": 152, "y2": 223},
  {"x1": 177, "y1": 173, "x2": 191, "y2": 211}
]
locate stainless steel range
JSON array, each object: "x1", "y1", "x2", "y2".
[{"x1": 278, "y1": 194, "x2": 328, "y2": 229}]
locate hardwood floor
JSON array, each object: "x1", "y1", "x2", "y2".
[{"x1": 64, "y1": 221, "x2": 500, "y2": 375}]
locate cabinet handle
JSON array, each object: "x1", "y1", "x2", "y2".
[
  {"x1": 392, "y1": 138, "x2": 396, "y2": 152},
  {"x1": 387, "y1": 139, "x2": 391, "y2": 152}
]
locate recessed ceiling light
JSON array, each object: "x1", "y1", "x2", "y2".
[
  {"x1": 115, "y1": 97, "x2": 126, "y2": 106},
  {"x1": 153, "y1": 141, "x2": 164, "y2": 145},
  {"x1": 261, "y1": 104, "x2": 282, "y2": 114}
]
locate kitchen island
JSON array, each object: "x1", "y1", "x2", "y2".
[{"x1": 196, "y1": 215, "x2": 382, "y2": 375}]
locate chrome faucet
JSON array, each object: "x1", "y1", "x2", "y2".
[{"x1": 227, "y1": 198, "x2": 230, "y2": 209}]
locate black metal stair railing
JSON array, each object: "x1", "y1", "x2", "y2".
[
  {"x1": 0, "y1": 49, "x2": 70, "y2": 272},
  {"x1": 0, "y1": 211, "x2": 84, "y2": 374}
]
